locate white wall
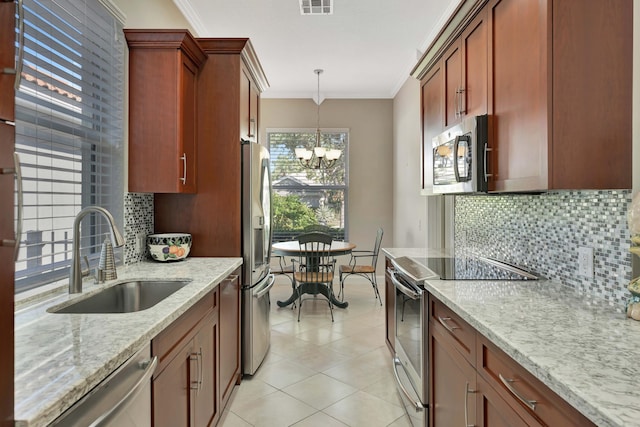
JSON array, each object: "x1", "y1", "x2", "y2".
[
  {"x1": 392, "y1": 77, "x2": 427, "y2": 248},
  {"x1": 112, "y1": 0, "x2": 195, "y2": 31},
  {"x1": 261, "y1": 98, "x2": 394, "y2": 273}
]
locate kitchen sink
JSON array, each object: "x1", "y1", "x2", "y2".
[{"x1": 49, "y1": 280, "x2": 191, "y2": 314}]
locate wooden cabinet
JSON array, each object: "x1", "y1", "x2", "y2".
[
  {"x1": 0, "y1": 2, "x2": 15, "y2": 425},
  {"x1": 426, "y1": 293, "x2": 596, "y2": 427},
  {"x1": 487, "y1": 0, "x2": 632, "y2": 191},
  {"x1": 219, "y1": 268, "x2": 241, "y2": 409},
  {"x1": 240, "y1": 68, "x2": 260, "y2": 142},
  {"x1": 152, "y1": 289, "x2": 219, "y2": 427},
  {"x1": 443, "y1": 9, "x2": 487, "y2": 128},
  {"x1": 154, "y1": 38, "x2": 268, "y2": 257},
  {"x1": 384, "y1": 258, "x2": 395, "y2": 353},
  {"x1": 124, "y1": 30, "x2": 206, "y2": 194},
  {"x1": 415, "y1": 0, "x2": 632, "y2": 192}
]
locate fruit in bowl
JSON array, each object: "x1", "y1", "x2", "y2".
[{"x1": 147, "y1": 233, "x2": 192, "y2": 262}]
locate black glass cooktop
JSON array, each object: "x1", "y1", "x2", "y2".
[{"x1": 393, "y1": 256, "x2": 538, "y2": 283}]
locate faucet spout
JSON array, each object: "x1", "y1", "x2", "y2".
[{"x1": 69, "y1": 206, "x2": 125, "y2": 294}]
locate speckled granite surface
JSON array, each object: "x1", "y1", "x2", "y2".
[
  {"x1": 383, "y1": 248, "x2": 640, "y2": 427},
  {"x1": 14, "y1": 257, "x2": 242, "y2": 427}
]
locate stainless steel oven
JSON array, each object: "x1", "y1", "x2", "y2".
[{"x1": 389, "y1": 257, "x2": 437, "y2": 427}]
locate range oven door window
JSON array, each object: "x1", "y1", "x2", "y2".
[{"x1": 392, "y1": 270, "x2": 426, "y2": 403}]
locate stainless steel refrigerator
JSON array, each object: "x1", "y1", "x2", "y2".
[{"x1": 241, "y1": 140, "x2": 275, "y2": 375}]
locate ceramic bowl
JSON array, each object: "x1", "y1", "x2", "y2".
[{"x1": 147, "y1": 233, "x2": 192, "y2": 262}]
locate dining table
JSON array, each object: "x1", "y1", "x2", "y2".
[{"x1": 272, "y1": 240, "x2": 356, "y2": 309}]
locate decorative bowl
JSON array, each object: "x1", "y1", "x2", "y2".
[{"x1": 147, "y1": 233, "x2": 192, "y2": 262}]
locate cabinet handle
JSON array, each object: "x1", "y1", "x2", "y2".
[
  {"x1": 483, "y1": 142, "x2": 493, "y2": 182},
  {"x1": 190, "y1": 352, "x2": 199, "y2": 392},
  {"x1": 464, "y1": 381, "x2": 476, "y2": 427},
  {"x1": 458, "y1": 87, "x2": 466, "y2": 116},
  {"x1": 248, "y1": 118, "x2": 256, "y2": 138},
  {"x1": 437, "y1": 316, "x2": 460, "y2": 334},
  {"x1": 179, "y1": 153, "x2": 187, "y2": 185},
  {"x1": 454, "y1": 89, "x2": 460, "y2": 118},
  {"x1": 197, "y1": 347, "x2": 203, "y2": 392},
  {"x1": 1, "y1": 152, "x2": 23, "y2": 261},
  {"x1": 499, "y1": 373, "x2": 537, "y2": 411}
]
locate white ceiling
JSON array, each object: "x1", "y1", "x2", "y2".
[{"x1": 174, "y1": 0, "x2": 460, "y2": 100}]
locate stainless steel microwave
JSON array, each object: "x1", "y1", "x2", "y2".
[{"x1": 432, "y1": 114, "x2": 491, "y2": 194}]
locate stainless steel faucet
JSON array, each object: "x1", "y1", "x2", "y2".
[{"x1": 69, "y1": 206, "x2": 125, "y2": 293}]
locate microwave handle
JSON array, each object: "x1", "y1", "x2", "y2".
[
  {"x1": 484, "y1": 142, "x2": 493, "y2": 183},
  {"x1": 453, "y1": 136, "x2": 462, "y2": 182}
]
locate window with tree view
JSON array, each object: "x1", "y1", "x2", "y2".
[{"x1": 268, "y1": 129, "x2": 348, "y2": 242}]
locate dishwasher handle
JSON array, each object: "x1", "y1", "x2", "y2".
[{"x1": 94, "y1": 355, "x2": 158, "y2": 426}]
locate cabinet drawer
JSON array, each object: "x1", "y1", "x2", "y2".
[
  {"x1": 477, "y1": 335, "x2": 595, "y2": 427},
  {"x1": 430, "y1": 296, "x2": 475, "y2": 364},
  {"x1": 152, "y1": 289, "x2": 217, "y2": 376}
]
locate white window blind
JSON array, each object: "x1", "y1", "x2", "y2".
[{"x1": 14, "y1": 0, "x2": 125, "y2": 293}]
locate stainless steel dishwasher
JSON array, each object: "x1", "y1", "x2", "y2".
[{"x1": 50, "y1": 343, "x2": 157, "y2": 426}]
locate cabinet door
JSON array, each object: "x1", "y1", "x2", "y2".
[
  {"x1": 430, "y1": 320, "x2": 476, "y2": 427},
  {"x1": 240, "y1": 69, "x2": 250, "y2": 141},
  {"x1": 249, "y1": 82, "x2": 259, "y2": 142},
  {"x1": 0, "y1": 1, "x2": 15, "y2": 122},
  {"x1": 179, "y1": 54, "x2": 198, "y2": 193},
  {"x1": 476, "y1": 376, "x2": 532, "y2": 427},
  {"x1": 421, "y1": 64, "x2": 444, "y2": 192},
  {"x1": 461, "y1": 9, "x2": 488, "y2": 118},
  {"x1": 192, "y1": 312, "x2": 218, "y2": 427},
  {"x1": 219, "y1": 272, "x2": 241, "y2": 407},
  {"x1": 488, "y1": 0, "x2": 549, "y2": 192},
  {"x1": 153, "y1": 344, "x2": 193, "y2": 427},
  {"x1": 384, "y1": 262, "x2": 395, "y2": 353},
  {"x1": 443, "y1": 43, "x2": 461, "y2": 128}
]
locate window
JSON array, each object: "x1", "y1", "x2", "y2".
[
  {"x1": 268, "y1": 129, "x2": 348, "y2": 242},
  {"x1": 14, "y1": 0, "x2": 125, "y2": 293}
]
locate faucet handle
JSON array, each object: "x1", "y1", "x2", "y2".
[{"x1": 82, "y1": 256, "x2": 91, "y2": 278}]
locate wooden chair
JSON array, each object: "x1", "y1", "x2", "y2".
[
  {"x1": 338, "y1": 227, "x2": 383, "y2": 305},
  {"x1": 291, "y1": 232, "x2": 337, "y2": 321}
]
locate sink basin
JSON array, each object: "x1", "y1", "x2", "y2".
[{"x1": 50, "y1": 280, "x2": 191, "y2": 314}]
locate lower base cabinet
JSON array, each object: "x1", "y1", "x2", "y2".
[
  {"x1": 151, "y1": 269, "x2": 241, "y2": 427},
  {"x1": 429, "y1": 295, "x2": 595, "y2": 427}
]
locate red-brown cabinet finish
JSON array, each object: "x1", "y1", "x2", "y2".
[
  {"x1": 219, "y1": 269, "x2": 241, "y2": 409},
  {"x1": 154, "y1": 38, "x2": 268, "y2": 258},
  {"x1": 0, "y1": 2, "x2": 15, "y2": 426},
  {"x1": 125, "y1": 29, "x2": 206, "y2": 194},
  {"x1": 420, "y1": 64, "x2": 444, "y2": 192},
  {"x1": 488, "y1": 0, "x2": 632, "y2": 191}
]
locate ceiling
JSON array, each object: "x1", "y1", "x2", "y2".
[{"x1": 174, "y1": 0, "x2": 460, "y2": 100}]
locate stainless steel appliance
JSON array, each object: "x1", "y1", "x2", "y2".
[
  {"x1": 390, "y1": 256, "x2": 537, "y2": 426},
  {"x1": 432, "y1": 114, "x2": 491, "y2": 194},
  {"x1": 50, "y1": 344, "x2": 157, "y2": 426},
  {"x1": 241, "y1": 140, "x2": 275, "y2": 375}
]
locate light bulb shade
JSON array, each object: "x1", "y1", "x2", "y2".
[
  {"x1": 295, "y1": 147, "x2": 311, "y2": 160},
  {"x1": 313, "y1": 146, "x2": 326, "y2": 158},
  {"x1": 325, "y1": 149, "x2": 341, "y2": 161}
]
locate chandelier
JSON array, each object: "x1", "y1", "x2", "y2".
[{"x1": 295, "y1": 69, "x2": 341, "y2": 169}]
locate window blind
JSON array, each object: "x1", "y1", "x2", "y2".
[{"x1": 14, "y1": 0, "x2": 124, "y2": 293}]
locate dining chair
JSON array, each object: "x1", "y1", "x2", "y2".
[
  {"x1": 272, "y1": 255, "x2": 295, "y2": 287},
  {"x1": 338, "y1": 227, "x2": 384, "y2": 305},
  {"x1": 291, "y1": 232, "x2": 337, "y2": 322}
]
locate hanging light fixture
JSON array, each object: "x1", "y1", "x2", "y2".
[{"x1": 295, "y1": 69, "x2": 342, "y2": 169}]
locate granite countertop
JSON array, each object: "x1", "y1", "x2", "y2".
[
  {"x1": 383, "y1": 248, "x2": 640, "y2": 427},
  {"x1": 14, "y1": 257, "x2": 242, "y2": 427}
]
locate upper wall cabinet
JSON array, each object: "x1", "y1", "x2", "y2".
[
  {"x1": 414, "y1": 0, "x2": 632, "y2": 193},
  {"x1": 124, "y1": 30, "x2": 207, "y2": 194}
]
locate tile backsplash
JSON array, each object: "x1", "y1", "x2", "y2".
[
  {"x1": 454, "y1": 190, "x2": 632, "y2": 307},
  {"x1": 124, "y1": 192, "x2": 154, "y2": 264}
]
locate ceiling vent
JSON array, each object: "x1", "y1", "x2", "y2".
[{"x1": 299, "y1": 0, "x2": 333, "y2": 15}]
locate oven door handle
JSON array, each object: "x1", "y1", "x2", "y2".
[
  {"x1": 392, "y1": 357, "x2": 425, "y2": 412},
  {"x1": 388, "y1": 269, "x2": 422, "y2": 300}
]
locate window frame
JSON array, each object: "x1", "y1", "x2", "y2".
[{"x1": 267, "y1": 127, "x2": 349, "y2": 242}]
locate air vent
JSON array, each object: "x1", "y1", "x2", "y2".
[{"x1": 299, "y1": 0, "x2": 333, "y2": 15}]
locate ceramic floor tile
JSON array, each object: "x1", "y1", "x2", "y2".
[
  {"x1": 387, "y1": 414, "x2": 414, "y2": 427},
  {"x1": 292, "y1": 345, "x2": 355, "y2": 372},
  {"x1": 323, "y1": 391, "x2": 406, "y2": 427},
  {"x1": 228, "y1": 390, "x2": 317, "y2": 427},
  {"x1": 227, "y1": 377, "x2": 277, "y2": 413},
  {"x1": 361, "y1": 375, "x2": 404, "y2": 408},
  {"x1": 218, "y1": 409, "x2": 253, "y2": 427},
  {"x1": 291, "y1": 411, "x2": 349, "y2": 427},
  {"x1": 253, "y1": 358, "x2": 319, "y2": 389},
  {"x1": 282, "y1": 373, "x2": 358, "y2": 410}
]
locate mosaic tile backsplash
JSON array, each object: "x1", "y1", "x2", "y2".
[
  {"x1": 123, "y1": 192, "x2": 154, "y2": 264},
  {"x1": 454, "y1": 190, "x2": 632, "y2": 307}
]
